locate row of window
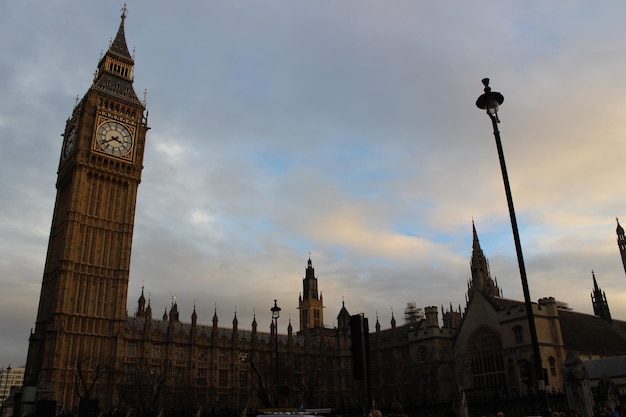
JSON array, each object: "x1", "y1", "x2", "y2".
[
  {"x1": 98, "y1": 97, "x2": 138, "y2": 119},
  {"x1": 127, "y1": 343, "x2": 251, "y2": 365},
  {"x1": 122, "y1": 363, "x2": 247, "y2": 388}
]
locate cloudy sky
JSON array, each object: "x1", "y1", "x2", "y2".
[{"x1": 1, "y1": 1, "x2": 625, "y2": 367}]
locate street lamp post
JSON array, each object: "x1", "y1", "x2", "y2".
[
  {"x1": 271, "y1": 300, "x2": 281, "y2": 407},
  {"x1": 2, "y1": 364, "x2": 11, "y2": 408},
  {"x1": 476, "y1": 78, "x2": 549, "y2": 415}
]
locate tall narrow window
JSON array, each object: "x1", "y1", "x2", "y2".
[
  {"x1": 469, "y1": 327, "x2": 506, "y2": 390},
  {"x1": 549, "y1": 356, "x2": 557, "y2": 377},
  {"x1": 513, "y1": 325, "x2": 524, "y2": 344},
  {"x1": 219, "y1": 370, "x2": 228, "y2": 387}
]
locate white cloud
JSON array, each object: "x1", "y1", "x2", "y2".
[{"x1": 1, "y1": 0, "x2": 625, "y2": 367}]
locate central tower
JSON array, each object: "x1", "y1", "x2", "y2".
[
  {"x1": 24, "y1": 8, "x2": 148, "y2": 410},
  {"x1": 298, "y1": 257, "x2": 325, "y2": 331}
]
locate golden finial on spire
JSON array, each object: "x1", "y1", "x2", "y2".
[{"x1": 121, "y1": 3, "x2": 128, "y2": 19}]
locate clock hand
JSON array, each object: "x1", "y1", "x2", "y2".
[{"x1": 103, "y1": 135, "x2": 122, "y2": 145}]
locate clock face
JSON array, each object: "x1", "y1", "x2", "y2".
[
  {"x1": 96, "y1": 121, "x2": 133, "y2": 156},
  {"x1": 63, "y1": 125, "x2": 76, "y2": 159}
]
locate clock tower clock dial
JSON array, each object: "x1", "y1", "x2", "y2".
[
  {"x1": 62, "y1": 125, "x2": 76, "y2": 159},
  {"x1": 96, "y1": 120, "x2": 134, "y2": 156}
]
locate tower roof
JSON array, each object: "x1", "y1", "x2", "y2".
[
  {"x1": 468, "y1": 221, "x2": 502, "y2": 300},
  {"x1": 109, "y1": 6, "x2": 133, "y2": 61},
  {"x1": 91, "y1": 5, "x2": 143, "y2": 106},
  {"x1": 472, "y1": 221, "x2": 481, "y2": 252}
]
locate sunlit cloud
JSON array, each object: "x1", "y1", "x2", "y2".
[{"x1": 1, "y1": 1, "x2": 625, "y2": 368}]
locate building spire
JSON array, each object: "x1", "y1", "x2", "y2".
[
  {"x1": 136, "y1": 283, "x2": 146, "y2": 317},
  {"x1": 468, "y1": 221, "x2": 501, "y2": 301},
  {"x1": 591, "y1": 271, "x2": 612, "y2": 324},
  {"x1": 109, "y1": 4, "x2": 132, "y2": 60},
  {"x1": 617, "y1": 217, "x2": 626, "y2": 277},
  {"x1": 91, "y1": 5, "x2": 142, "y2": 105}
]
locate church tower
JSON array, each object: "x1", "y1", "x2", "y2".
[
  {"x1": 467, "y1": 222, "x2": 502, "y2": 301},
  {"x1": 24, "y1": 7, "x2": 148, "y2": 410},
  {"x1": 617, "y1": 218, "x2": 626, "y2": 277},
  {"x1": 298, "y1": 257, "x2": 324, "y2": 331},
  {"x1": 591, "y1": 271, "x2": 612, "y2": 324}
]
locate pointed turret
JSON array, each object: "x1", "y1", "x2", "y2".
[
  {"x1": 591, "y1": 271, "x2": 612, "y2": 324},
  {"x1": 250, "y1": 311, "x2": 258, "y2": 347},
  {"x1": 191, "y1": 303, "x2": 198, "y2": 339},
  {"x1": 617, "y1": 218, "x2": 626, "y2": 277},
  {"x1": 136, "y1": 284, "x2": 146, "y2": 317},
  {"x1": 169, "y1": 297, "x2": 179, "y2": 323},
  {"x1": 337, "y1": 299, "x2": 351, "y2": 331},
  {"x1": 109, "y1": 5, "x2": 132, "y2": 60},
  {"x1": 92, "y1": 5, "x2": 142, "y2": 105},
  {"x1": 145, "y1": 297, "x2": 152, "y2": 319},
  {"x1": 212, "y1": 306, "x2": 218, "y2": 338},
  {"x1": 303, "y1": 256, "x2": 319, "y2": 300},
  {"x1": 232, "y1": 310, "x2": 239, "y2": 347},
  {"x1": 468, "y1": 221, "x2": 502, "y2": 302},
  {"x1": 191, "y1": 304, "x2": 198, "y2": 325}
]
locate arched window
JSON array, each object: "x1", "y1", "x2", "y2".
[
  {"x1": 513, "y1": 325, "x2": 524, "y2": 344},
  {"x1": 549, "y1": 356, "x2": 557, "y2": 377},
  {"x1": 469, "y1": 327, "x2": 506, "y2": 389}
]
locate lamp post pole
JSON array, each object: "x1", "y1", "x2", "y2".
[
  {"x1": 2, "y1": 364, "x2": 11, "y2": 408},
  {"x1": 476, "y1": 79, "x2": 549, "y2": 416},
  {"x1": 271, "y1": 300, "x2": 281, "y2": 408}
]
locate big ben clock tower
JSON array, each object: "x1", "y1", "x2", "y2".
[{"x1": 24, "y1": 7, "x2": 148, "y2": 410}]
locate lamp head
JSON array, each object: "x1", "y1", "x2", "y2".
[
  {"x1": 271, "y1": 299, "x2": 281, "y2": 319},
  {"x1": 476, "y1": 78, "x2": 504, "y2": 116}
]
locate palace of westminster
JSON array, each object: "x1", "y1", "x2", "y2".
[{"x1": 11, "y1": 8, "x2": 626, "y2": 417}]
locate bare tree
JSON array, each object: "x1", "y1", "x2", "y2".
[
  {"x1": 117, "y1": 362, "x2": 168, "y2": 417},
  {"x1": 246, "y1": 356, "x2": 272, "y2": 408},
  {"x1": 74, "y1": 357, "x2": 108, "y2": 400}
]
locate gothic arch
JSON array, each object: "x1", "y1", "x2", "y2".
[{"x1": 468, "y1": 326, "x2": 506, "y2": 394}]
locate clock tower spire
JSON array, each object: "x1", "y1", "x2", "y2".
[{"x1": 24, "y1": 7, "x2": 148, "y2": 411}]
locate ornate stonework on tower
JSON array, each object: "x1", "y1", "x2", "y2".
[
  {"x1": 298, "y1": 257, "x2": 324, "y2": 331},
  {"x1": 467, "y1": 222, "x2": 502, "y2": 302},
  {"x1": 24, "y1": 7, "x2": 148, "y2": 409},
  {"x1": 591, "y1": 271, "x2": 612, "y2": 324},
  {"x1": 617, "y1": 218, "x2": 626, "y2": 277}
]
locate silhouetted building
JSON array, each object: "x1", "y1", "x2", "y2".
[{"x1": 23, "y1": 8, "x2": 626, "y2": 417}]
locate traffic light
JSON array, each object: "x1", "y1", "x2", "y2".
[{"x1": 350, "y1": 314, "x2": 370, "y2": 380}]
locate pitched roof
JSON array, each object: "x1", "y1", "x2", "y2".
[
  {"x1": 558, "y1": 310, "x2": 626, "y2": 355},
  {"x1": 583, "y1": 355, "x2": 626, "y2": 379}
]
